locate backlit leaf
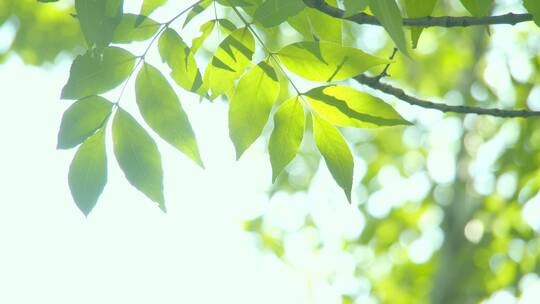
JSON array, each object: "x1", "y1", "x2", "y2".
[
  {"x1": 192, "y1": 20, "x2": 216, "y2": 53},
  {"x1": 68, "y1": 128, "x2": 107, "y2": 216},
  {"x1": 288, "y1": 0, "x2": 342, "y2": 43},
  {"x1": 229, "y1": 61, "x2": 280, "y2": 159},
  {"x1": 57, "y1": 95, "x2": 113, "y2": 149},
  {"x1": 306, "y1": 85, "x2": 409, "y2": 128},
  {"x1": 158, "y1": 28, "x2": 204, "y2": 95},
  {"x1": 203, "y1": 27, "x2": 255, "y2": 99},
  {"x1": 269, "y1": 97, "x2": 305, "y2": 182},
  {"x1": 277, "y1": 41, "x2": 387, "y2": 82},
  {"x1": 75, "y1": 0, "x2": 123, "y2": 50},
  {"x1": 312, "y1": 114, "x2": 354, "y2": 202},
  {"x1": 343, "y1": 0, "x2": 368, "y2": 17},
  {"x1": 404, "y1": 0, "x2": 437, "y2": 48},
  {"x1": 112, "y1": 108, "x2": 165, "y2": 210},
  {"x1": 140, "y1": 0, "x2": 167, "y2": 17},
  {"x1": 136, "y1": 63, "x2": 203, "y2": 167},
  {"x1": 113, "y1": 13, "x2": 160, "y2": 44},
  {"x1": 183, "y1": 0, "x2": 212, "y2": 28},
  {"x1": 253, "y1": 0, "x2": 305, "y2": 27},
  {"x1": 61, "y1": 47, "x2": 135, "y2": 100},
  {"x1": 369, "y1": 0, "x2": 409, "y2": 56}
]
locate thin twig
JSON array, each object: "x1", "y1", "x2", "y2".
[
  {"x1": 230, "y1": 5, "x2": 305, "y2": 98},
  {"x1": 376, "y1": 47, "x2": 398, "y2": 80},
  {"x1": 354, "y1": 74, "x2": 540, "y2": 118},
  {"x1": 303, "y1": 0, "x2": 532, "y2": 28},
  {"x1": 115, "y1": 0, "x2": 204, "y2": 105}
]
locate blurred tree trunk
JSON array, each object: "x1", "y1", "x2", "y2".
[{"x1": 430, "y1": 27, "x2": 487, "y2": 304}]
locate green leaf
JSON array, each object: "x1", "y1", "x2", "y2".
[
  {"x1": 343, "y1": 0, "x2": 368, "y2": 17},
  {"x1": 57, "y1": 96, "x2": 113, "y2": 149},
  {"x1": 183, "y1": 0, "x2": 212, "y2": 28},
  {"x1": 460, "y1": 0, "x2": 492, "y2": 16},
  {"x1": 288, "y1": 0, "x2": 342, "y2": 43},
  {"x1": 112, "y1": 13, "x2": 160, "y2": 44},
  {"x1": 229, "y1": 61, "x2": 280, "y2": 159},
  {"x1": 404, "y1": 0, "x2": 437, "y2": 48},
  {"x1": 203, "y1": 27, "x2": 255, "y2": 99},
  {"x1": 68, "y1": 128, "x2": 107, "y2": 216},
  {"x1": 369, "y1": 0, "x2": 409, "y2": 56},
  {"x1": 305, "y1": 85, "x2": 409, "y2": 127},
  {"x1": 269, "y1": 97, "x2": 305, "y2": 182},
  {"x1": 75, "y1": 0, "x2": 123, "y2": 50},
  {"x1": 253, "y1": 0, "x2": 305, "y2": 27},
  {"x1": 192, "y1": 20, "x2": 216, "y2": 53},
  {"x1": 112, "y1": 108, "x2": 165, "y2": 210},
  {"x1": 312, "y1": 114, "x2": 353, "y2": 202},
  {"x1": 136, "y1": 63, "x2": 203, "y2": 167},
  {"x1": 217, "y1": 0, "x2": 257, "y2": 7},
  {"x1": 524, "y1": 0, "x2": 540, "y2": 26},
  {"x1": 277, "y1": 41, "x2": 387, "y2": 82},
  {"x1": 140, "y1": 0, "x2": 167, "y2": 17},
  {"x1": 61, "y1": 47, "x2": 136, "y2": 100},
  {"x1": 158, "y1": 29, "x2": 204, "y2": 95},
  {"x1": 219, "y1": 19, "x2": 238, "y2": 35}
]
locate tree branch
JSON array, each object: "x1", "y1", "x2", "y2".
[
  {"x1": 354, "y1": 74, "x2": 540, "y2": 118},
  {"x1": 303, "y1": 0, "x2": 532, "y2": 28}
]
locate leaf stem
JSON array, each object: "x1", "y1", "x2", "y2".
[
  {"x1": 229, "y1": 5, "x2": 305, "y2": 99},
  {"x1": 115, "y1": 0, "x2": 204, "y2": 105}
]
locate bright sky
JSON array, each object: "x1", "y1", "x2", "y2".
[{"x1": 0, "y1": 55, "x2": 315, "y2": 303}]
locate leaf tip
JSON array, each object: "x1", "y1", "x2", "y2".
[{"x1": 158, "y1": 201, "x2": 167, "y2": 213}]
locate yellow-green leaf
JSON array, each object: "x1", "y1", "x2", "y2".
[
  {"x1": 183, "y1": 0, "x2": 212, "y2": 28},
  {"x1": 203, "y1": 27, "x2": 255, "y2": 99},
  {"x1": 288, "y1": 0, "x2": 342, "y2": 43},
  {"x1": 312, "y1": 114, "x2": 354, "y2": 202},
  {"x1": 113, "y1": 13, "x2": 160, "y2": 44},
  {"x1": 343, "y1": 0, "x2": 368, "y2": 17},
  {"x1": 404, "y1": 0, "x2": 437, "y2": 48},
  {"x1": 277, "y1": 41, "x2": 387, "y2": 82},
  {"x1": 158, "y1": 28, "x2": 204, "y2": 95},
  {"x1": 61, "y1": 47, "x2": 135, "y2": 100},
  {"x1": 112, "y1": 108, "x2": 165, "y2": 210},
  {"x1": 140, "y1": 0, "x2": 166, "y2": 17},
  {"x1": 68, "y1": 128, "x2": 107, "y2": 216},
  {"x1": 306, "y1": 85, "x2": 409, "y2": 127},
  {"x1": 229, "y1": 61, "x2": 280, "y2": 159},
  {"x1": 135, "y1": 63, "x2": 203, "y2": 167},
  {"x1": 369, "y1": 0, "x2": 409, "y2": 56},
  {"x1": 192, "y1": 20, "x2": 216, "y2": 53},
  {"x1": 57, "y1": 96, "x2": 113, "y2": 149},
  {"x1": 269, "y1": 97, "x2": 305, "y2": 182}
]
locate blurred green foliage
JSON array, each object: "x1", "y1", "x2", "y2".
[{"x1": 0, "y1": 0, "x2": 82, "y2": 65}]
